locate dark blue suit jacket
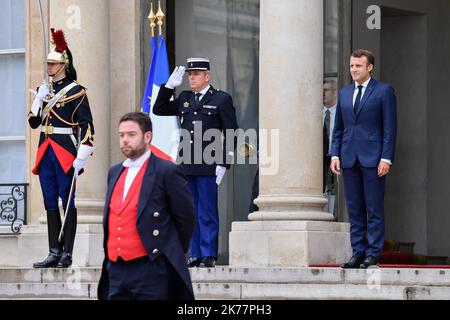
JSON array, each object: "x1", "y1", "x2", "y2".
[
  {"x1": 331, "y1": 78, "x2": 397, "y2": 168},
  {"x1": 97, "y1": 154, "x2": 196, "y2": 300}
]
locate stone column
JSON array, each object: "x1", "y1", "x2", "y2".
[
  {"x1": 229, "y1": 0, "x2": 351, "y2": 267},
  {"x1": 26, "y1": 0, "x2": 48, "y2": 226}
]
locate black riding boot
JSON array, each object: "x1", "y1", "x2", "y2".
[
  {"x1": 57, "y1": 208, "x2": 77, "y2": 268},
  {"x1": 33, "y1": 211, "x2": 63, "y2": 268}
]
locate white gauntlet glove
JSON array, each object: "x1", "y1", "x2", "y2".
[
  {"x1": 165, "y1": 66, "x2": 186, "y2": 89},
  {"x1": 72, "y1": 159, "x2": 85, "y2": 177},
  {"x1": 30, "y1": 83, "x2": 50, "y2": 116},
  {"x1": 73, "y1": 145, "x2": 94, "y2": 177},
  {"x1": 36, "y1": 83, "x2": 50, "y2": 101},
  {"x1": 215, "y1": 165, "x2": 226, "y2": 185}
]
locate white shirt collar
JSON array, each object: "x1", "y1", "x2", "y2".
[
  {"x1": 355, "y1": 77, "x2": 371, "y2": 89},
  {"x1": 122, "y1": 149, "x2": 151, "y2": 168},
  {"x1": 323, "y1": 105, "x2": 337, "y2": 113},
  {"x1": 195, "y1": 85, "x2": 211, "y2": 96}
]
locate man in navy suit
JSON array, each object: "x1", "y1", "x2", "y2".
[
  {"x1": 330, "y1": 49, "x2": 397, "y2": 269},
  {"x1": 97, "y1": 112, "x2": 196, "y2": 300}
]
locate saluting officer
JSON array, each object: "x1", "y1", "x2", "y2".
[
  {"x1": 154, "y1": 57, "x2": 238, "y2": 268},
  {"x1": 28, "y1": 29, "x2": 94, "y2": 268}
]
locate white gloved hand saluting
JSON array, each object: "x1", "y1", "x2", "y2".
[
  {"x1": 165, "y1": 66, "x2": 186, "y2": 89},
  {"x1": 216, "y1": 165, "x2": 226, "y2": 185},
  {"x1": 30, "y1": 82, "x2": 50, "y2": 116}
]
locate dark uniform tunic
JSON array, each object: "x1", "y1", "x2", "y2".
[
  {"x1": 153, "y1": 85, "x2": 238, "y2": 175},
  {"x1": 153, "y1": 84, "x2": 238, "y2": 260}
]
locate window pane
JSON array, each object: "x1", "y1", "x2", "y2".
[
  {"x1": 0, "y1": 55, "x2": 25, "y2": 136},
  {"x1": 0, "y1": 0, "x2": 25, "y2": 49},
  {"x1": 0, "y1": 141, "x2": 25, "y2": 183},
  {"x1": 324, "y1": 0, "x2": 339, "y2": 75},
  {"x1": 175, "y1": 0, "x2": 260, "y2": 126},
  {"x1": 173, "y1": 0, "x2": 260, "y2": 260}
]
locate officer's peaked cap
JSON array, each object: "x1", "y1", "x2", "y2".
[{"x1": 186, "y1": 57, "x2": 210, "y2": 71}]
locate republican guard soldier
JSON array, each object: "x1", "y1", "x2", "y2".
[{"x1": 28, "y1": 29, "x2": 95, "y2": 268}]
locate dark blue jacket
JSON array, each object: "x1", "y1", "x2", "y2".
[{"x1": 331, "y1": 78, "x2": 397, "y2": 168}]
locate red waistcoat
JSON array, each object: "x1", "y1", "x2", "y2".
[{"x1": 107, "y1": 159, "x2": 149, "y2": 262}]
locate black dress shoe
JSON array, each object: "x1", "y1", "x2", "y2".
[
  {"x1": 56, "y1": 253, "x2": 72, "y2": 268},
  {"x1": 341, "y1": 255, "x2": 366, "y2": 269},
  {"x1": 33, "y1": 253, "x2": 61, "y2": 268},
  {"x1": 187, "y1": 257, "x2": 201, "y2": 268},
  {"x1": 359, "y1": 256, "x2": 379, "y2": 269},
  {"x1": 199, "y1": 257, "x2": 216, "y2": 268}
]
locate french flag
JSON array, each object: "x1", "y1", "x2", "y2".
[{"x1": 142, "y1": 34, "x2": 180, "y2": 162}]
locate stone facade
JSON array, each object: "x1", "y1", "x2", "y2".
[{"x1": 7, "y1": 0, "x2": 351, "y2": 268}]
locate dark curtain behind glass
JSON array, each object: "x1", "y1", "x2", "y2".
[{"x1": 174, "y1": 0, "x2": 259, "y2": 263}]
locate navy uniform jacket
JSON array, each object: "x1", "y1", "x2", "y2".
[
  {"x1": 97, "y1": 155, "x2": 196, "y2": 300},
  {"x1": 28, "y1": 77, "x2": 94, "y2": 174},
  {"x1": 153, "y1": 85, "x2": 238, "y2": 176}
]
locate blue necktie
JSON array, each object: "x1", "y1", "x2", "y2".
[
  {"x1": 195, "y1": 93, "x2": 202, "y2": 107},
  {"x1": 353, "y1": 85, "x2": 363, "y2": 115}
]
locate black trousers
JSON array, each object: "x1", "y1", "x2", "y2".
[{"x1": 107, "y1": 255, "x2": 176, "y2": 300}]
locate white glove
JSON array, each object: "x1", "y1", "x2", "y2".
[
  {"x1": 165, "y1": 66, "x2": 186, "y2": 89},
  {"x1": 215, "y1": 165, "x2": 226, "y2": 185},
  {"x1": 73, "y1": 158, "x2": 85, "y2": 177},
  {"x1": 30, "y1": 97, "x2": 42, "y2": 117},
  {"x1": 36, "y1": 83, "x2": 50, "y2": 101}
]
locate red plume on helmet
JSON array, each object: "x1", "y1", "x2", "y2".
[
  {"x1": 48, "y1": 28, "x2": 77, "y2": 81},
  {"x1": 50, "y1": 28, "x2": 68, "y2": 53}
]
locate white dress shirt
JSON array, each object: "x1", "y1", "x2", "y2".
[{"x1": 122, "y1": 150, "x2": 151, "y2": 201}]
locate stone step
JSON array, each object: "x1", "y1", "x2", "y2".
[
  {"x1": 194, "y1": 266, "x2": 450, "y2": 287},
  {"x1": 193, "y1": 282, "x2": 450, "y2": 300},
  {"x1": 1, "y1": 266, "x2": 450, "y2": 300},
  {"x1": 2, "y1": 282, "x2": 449, "y2": 300},
  {"x1": 0, "y1": 283, "x2": 96, "y2": 299},
  {"x1": 0, "y1": 267, "x2": 101, "y2": 284}
]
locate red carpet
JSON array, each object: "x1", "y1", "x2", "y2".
[
  {"x1": 309, "y1": 264, "x2": 450, "y2": 269},
  {"x1": 312, "y1": 241, "x2": 449, "y2": 268}
]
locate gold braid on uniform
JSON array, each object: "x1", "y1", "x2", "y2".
[
  {"x1": 43, "y1": 113, "x2": 51, "y2": 138},
  {"x1": 59, "y1": 89, "x2": 85, "y2": 105},
  {"x1": 50, "y1": 109, "x2": 78, "y2": 126},
  {"x1": 44, "y1": 89, "x2": 87, "y2": 126},
  {"x1": 71, "y1": 92, "x2": 87, "y2": 124},
  {"x1": 81, "y1": 123, "x2": 94, "y2": 145}
]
